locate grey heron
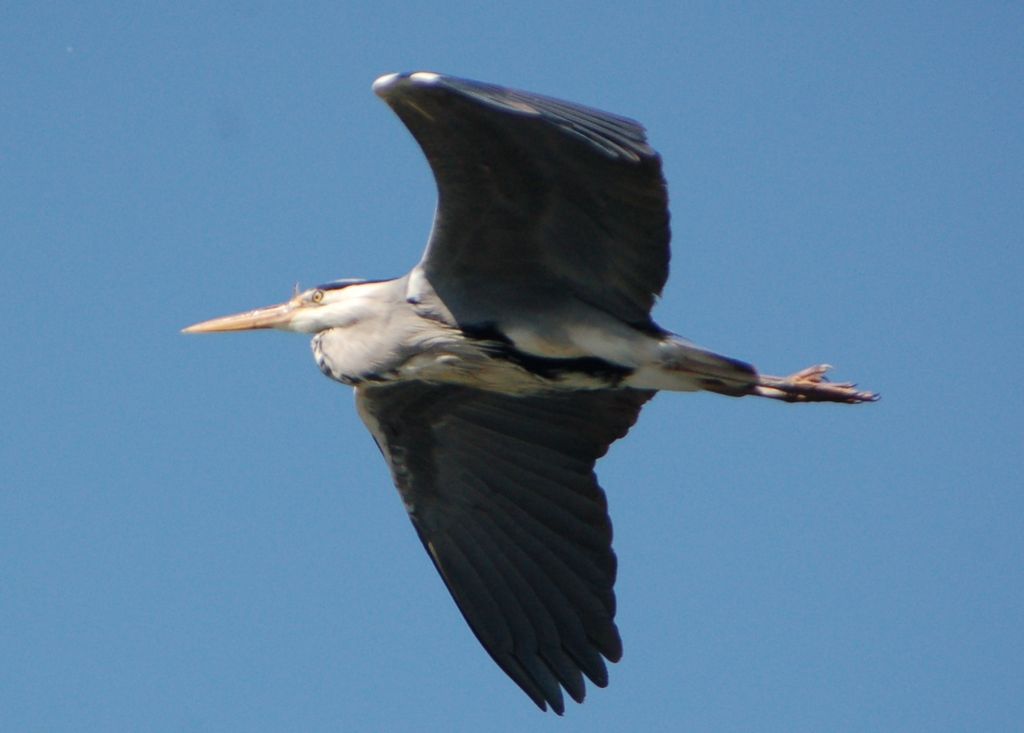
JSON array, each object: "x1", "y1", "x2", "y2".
[{"x1": 184, "y1": 72, "x2": 877, "y2": 714}]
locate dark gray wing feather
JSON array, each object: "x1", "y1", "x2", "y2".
[
  {"x1": 356, "y1": 382, "x2": 655, "y2": 713},
  {"x1": 374, "y1": 73, "x2": 670, "y2": 328}
]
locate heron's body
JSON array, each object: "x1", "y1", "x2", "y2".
[
  {"x1": 305, "y1": 275, "x2": 755, "y2": 396},
  {"x1": 185, "y1": 72, "x2": 876, "y2": 714}
]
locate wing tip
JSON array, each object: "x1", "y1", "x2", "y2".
[{"x1": 373, "y1": 70, "x2": 443, "y2": 99}]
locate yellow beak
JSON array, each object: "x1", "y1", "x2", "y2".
[{"x1": 182, "y1": 301, "x2": 297, "y2": 334}]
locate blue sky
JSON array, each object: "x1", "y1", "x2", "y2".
[{"x1": 3, "y1": 3, "x2": 1021, "y2": 731}]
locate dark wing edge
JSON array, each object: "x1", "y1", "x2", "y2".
[
  {"x1": 356, "y1": 383, "x2": 656, "y2": 713},
  {"x1": 372, "y1": 72, "x2": 671, "y2": 328},
  {"x1": 373, "y1": 72, "x2": 656, "y2": 162}
]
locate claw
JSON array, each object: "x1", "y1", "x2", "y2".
[{"x1": 755, "y1": 364, "x2": 878, "y2": 404}]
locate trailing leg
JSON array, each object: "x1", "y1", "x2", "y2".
[{"x1": 752, "y1": 364, "x2": 878, "y2": 404}]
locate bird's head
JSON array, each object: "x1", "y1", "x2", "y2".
[{"x1": 182, "y1": 279, "x2": 377, "y2": 335}]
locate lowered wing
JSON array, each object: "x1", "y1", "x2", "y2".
[{"x1": 356, "y1": 382, "x2": 655, "y2": 713}]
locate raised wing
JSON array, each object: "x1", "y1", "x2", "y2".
[
  {"x1": 373, "y1": 72, "x2": 670, "y2": 329},
  {"x1": 356, "y1": 382, "x2": 655, "y2": 713}
]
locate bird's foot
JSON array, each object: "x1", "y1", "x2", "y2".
[{"x1": 753, "y1": 364, "x2": 878, "y2": 404}]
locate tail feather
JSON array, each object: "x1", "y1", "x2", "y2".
[
  {"x1": 625, "y1": 337, "x2": 757, "y2": 395},
  {"x1": 673, "y1": 345, "x2": 757, "y2": 396}
]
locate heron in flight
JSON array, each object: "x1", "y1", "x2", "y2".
[{"x1": 184, "y1": 72, "x2": 876, "y2": 713}]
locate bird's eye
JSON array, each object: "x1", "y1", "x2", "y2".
[{"x1": 311, "y1": 289, "x2": 325, "y2": 304}]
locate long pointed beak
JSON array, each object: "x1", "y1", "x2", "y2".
[{"x1": 182, "y1": 301, "x2": 296, "y2": 334}]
